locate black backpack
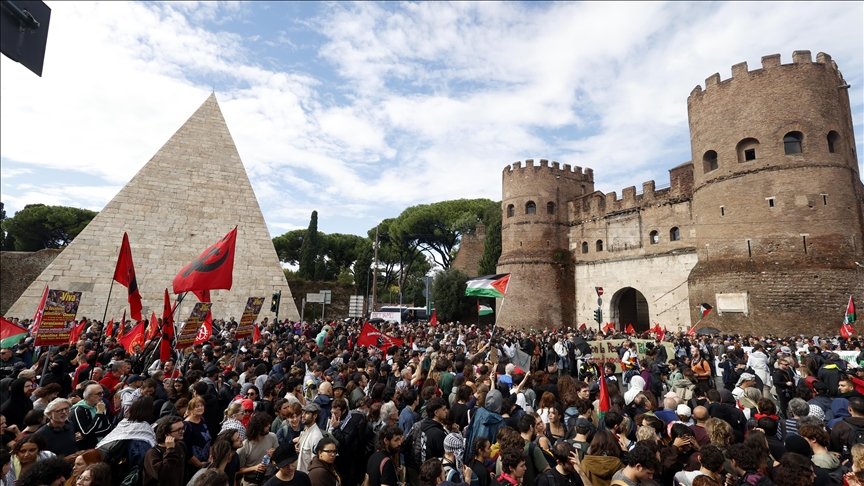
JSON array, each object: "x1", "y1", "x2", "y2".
[{"x1": 847, "y1": 421, "x2": 864, "y2": 448}]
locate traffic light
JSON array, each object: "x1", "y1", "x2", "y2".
[
  {"x1": 594, "y1": 308, "x2": 603, "y2": 324},
  {"x1": 270, "y1": 293, "x2": 280, "y2": 312}
]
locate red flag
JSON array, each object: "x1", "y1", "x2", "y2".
[
  {"x1": 409, "y1": 332, "x2": 414, "y2": 349},
  {"x1": 598, "y1": 361, "x2": 611, "y2": 418},
  {"x1": 253, "y1": 323, "x2": 261, "y2": 343},
  {"x1": 194, "y1": 313, "x2": 213, "y2": 345},
  {"x1": 119, "y1": 321, "x2": 145, "y2": 354},
  {"x1": 841, "y1": 323, "x2": 856, "y2": 339},
  {"x1": 625, "y1": 324, "x2": 635, "y2": 335},
  {"x1": 145, "y1": 312, "x2": 159, "y2": 341},
  {"x1": 68, "y1": 321, "x2": 86, "y2": 344},
  {"x1": 603, "y1": 322, "x2": 615, "y2": 333},
  {"x1": 357, "y1": 322, "x2": 404, "y2": 349},
  {"x1": 686, "y1": 326, "x2": 696, "y2": 336},
  {"x1": 31, "y1": 285, "x2": 49, "y2": 334},
  {"x1": 113, "y1": 233, "x2": 143, "y2": 320},
  {"x1": 173, "y1": 227, "x2": 237, "y2": 294},
  {"x1": 162, "y1": 289, "x2": 176, "y2": 339},
  {"x1": 579, "y1": 323, "x2": 586, "y2": 331},
  {"x1": 117, "y1": 310, "x2": 126, "y2": 338},
  {"x1": 105, "y1": 318, "x2": 114, "y2": 338},
  {"x1": 429, "y1": 310, "x2": 437, "y2": 326}
]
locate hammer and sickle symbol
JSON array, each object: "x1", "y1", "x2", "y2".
[{"x1": 182, "y1": 245, "x2": 231, "y2": 277}]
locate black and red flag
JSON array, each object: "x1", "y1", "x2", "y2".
[
  {"x1": 173, "y1": 227, "x2": 237, "y2": 294},
  {"x1": 113, "y1": 232, "x2": 143, "y2": 321},
  {"x1": 160, "y1": 288, "x2": 177, "y2": 363},
  {"x1": 193, "y1": 290, "x2": 213, "y2": 345}
]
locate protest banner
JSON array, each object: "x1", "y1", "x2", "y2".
[
  {"x1": 234, "y1": 297, "x2": 265, "y2": 339},
  {"x1": 176, "y1": 302, "x2": 212, "y2": 350},
  {"x1": 34, "y1": 289, "x2": 82, "y2": 346},
  {"x1": 582, "y1": 338, "x2": 675, "y2": 373},
  {"x1": 370, "y1": 311, "x2": 401, "y2": 323}
]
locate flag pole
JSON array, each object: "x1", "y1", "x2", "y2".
[{"x1": 99, "y1": 279, "x2": 115, "y2": 348}]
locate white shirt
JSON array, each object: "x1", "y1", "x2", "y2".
[{"x1": 297, "y1": 424, "x2": 323, "y2": 473}]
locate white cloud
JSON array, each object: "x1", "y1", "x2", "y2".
[{"x1": 0, "y1": 1, "x2": 860, "y2": 238}]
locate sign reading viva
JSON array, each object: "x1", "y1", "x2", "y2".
[{"x1": 34, "y1": 289, "x2": 83, "y2": 346}]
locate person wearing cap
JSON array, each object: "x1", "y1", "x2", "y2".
[
  {"x1": 297, "y1": 403, "x2": 323, "y2": 473},
  {"x1": 263, "y1": 442, "x2": 311, "y2": 486},
  {"x1": 578, "y1": 355, "x2": 600, "y2": 382},
  {"x1": 732, "y1": 373, "x2": 757, "y2": 401}
]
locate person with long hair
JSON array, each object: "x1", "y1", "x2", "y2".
[
  {"x1": 580, "y1": 429, "x2": 624, "y2": 486},
  {"x1": 168, "y1": 377, "x2": 192, "y2": 403},
  {"x1": 773, "y1": 452, "x2": 816, "y2": 486},
  {"x1": 183, "y1": 396, "x2": 213, "y2": 480},
  {"x1": 63, "y1": 449, "x2": 101, "y2": 486},
  {"x1": 275, "y1": 403, "x2": 304, "y2": 447},
  {"x1": 537, "y1": 392, "x2": 556, "y2": 425},
  {"x1": 237, "y1": 412, "x2": 279, "y2": 485},
  {"x1": 4, "y1": 435, "x2": 54, "y2": 485},
  {"x1": 15, "y1": 456, "x2": 70, "y2": 486},
  {"x1": 211, "y1": 429, "x2": 243, "y2": 486},
  {"x1": 1, "y1": 378, "x2": 34, "y2": 429},
  {"x1": 143, "y1": 416, "x2": 187, "y2": 486},
  {"x1": 75, "y1": 463, "x2": 111, "y2": 486},
  {"x1": 221, "y1": 403, "x2": 247, "y2": 440},
  {"x1": 187, "y1": 439, "x2": 233, "y2": 486},
  {"x1": 31, "y1": 383, "x2": 61, "y2": 412}
]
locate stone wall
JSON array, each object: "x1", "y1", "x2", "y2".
[
  {"x1": 452, "y1": 225, "x2": 486, "y2": 277},
  {"x1": 0, "y1": 249, "x2": 61, "y2": 316},
  {"x1": 575, "y1": 251, "x2": 698, "y2": 332}
]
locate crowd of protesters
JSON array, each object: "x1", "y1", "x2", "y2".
[{"x1": 2, "y1": 313, "x2": 864, "y2": 486}]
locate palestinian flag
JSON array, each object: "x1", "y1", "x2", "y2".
[
  {"x1": 699, "y1": 303, "x2": 713, "y2": 319},
  {"x1": 465, "y1": 274, "x2": 511, "y2": 298},
  {"x1": 598, "y1": 363, "x2": 611, "y2": 419},
  {"x1": 478, "y1": 304, "x2": 494, "y2": 316},
  {"x1": 841, "y1": 323, "x2": 855, "y2": 339},
  {"x1": 0, "y1": 317, "x2": 29, "y2": 348},
  {"x1": 845, "y1": 296, "x2": 856, "y2": 324}
]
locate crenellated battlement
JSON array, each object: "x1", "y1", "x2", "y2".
[
  {"x1": 503, "y1": 158, "x2": 594, "y2": 182},
  {"x1": 571, "y1": 162, "x2": 694, "y2": 221},
  {"x1": 688, "y1": 51, "x2": 842, "y2": 99}
]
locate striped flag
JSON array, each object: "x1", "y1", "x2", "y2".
[
  {"x1": 699, "y1": 303, "x2": 713, "y2": 319},
  {"x1": 845, "y1": 296, "x2": 856, "y2": 324},
  {"x1": 478, "y1": 303, "x2": 494, "y2": 316},
  {"x1": 465, "y1": 274, "x2": 511, "y2": 298}
]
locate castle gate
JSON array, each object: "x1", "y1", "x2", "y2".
[{"x1": 612, "y1": 287, "x2": 650, "y2": 332}]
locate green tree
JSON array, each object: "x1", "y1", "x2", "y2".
[
  {"x1": 477, "y1": 202, "x2": 502, "y2": 275},
  {"x1": 431, "y1": 267, "x2": 469, "y2": 323},
  {"x1": 1, "y1": 204, "x2": 97, "y2": 251},
  {"x1": 298, "y1": 211, "x2": 320, "y2": 279},
  {"x1": 353, "y1": 239, "x2": 374, "y2": 290},
  {"x1": 0, "y1": 201, "x2": 7, "y2": 250},
  {"x1": 323, "y1": 233, "x2": 366, "y2": 270},
  {"x1": 392, "y1": 198, "x2": 496, "y2": 269},
  {"x1": 272, "y1": 229, "x2": 308, "y2": 265}
]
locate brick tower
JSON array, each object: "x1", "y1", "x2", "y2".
[
  {"x1": 686, "y1": 51, "x2": 864, "y2": 331},
  {"x1": 496, "y1": 159, "x2": 594, "y2": 329}
]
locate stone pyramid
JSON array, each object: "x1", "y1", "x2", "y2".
[{"x1": 6, "y1": 94, "x2": 300, "y2": 323}]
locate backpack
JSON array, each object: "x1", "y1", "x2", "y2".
[
  {"x1": 363, "y1": 456, "x2": 391, "y2": 486},
  {"x1": 847, "y1": 421, "x2": 864, "y2": 448},
  {"x1": 404, "y1": 421, "x2": 427, "y2": 469},
  {"x1": 541, "y1": 469, "x2": 562, "y2": 486},
  {"x1": 442, "y1": 458, "x2": 461, "y2": 483}
]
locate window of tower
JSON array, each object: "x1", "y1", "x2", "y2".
[
  {"x1": 596, "y1": 240, "x2": 603, "y2": 252},
  {"x1": 581, "y1": 242, "x2": 589, "y2": 254},
  {"x1": 547, "y1": 202, "x2": 555, "y2": 214},
  {"x1": 736, "y1": 138, "x2": 760, "y2": 163},
  {"x1": 827, "y1": 131, "x2": 840, "y2": 153},
  {"x1": 507, "y1": 204, "x2": 514, "y2": 217},
  {"x1": 703, "y1": 150, "x2": 718, "y2": 173},
  {"x1": 525, "y1": 201, "x2": 536, "y2": 215},
  {"x1": 581, "y1": 185, "x2": 586, "y2": 195},
  {"x1": 784, "y1": 132, "x2": 803, "y2": 155},
  {"x1": 649, "y1": 231, "x2": 659, "y2": 244},
  {"x1": 670, "y1": 227, "x2": 680, "y2": 241}
]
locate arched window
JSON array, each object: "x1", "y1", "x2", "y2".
[
  {"x1": 547, "y1": 202, "x2": 555, "y2": 214},
  {"x1": 670, "y1": 227, "x2": 680, "y2": 241},
  {"x1": 506, "y1": 204, "x2": 514, "y2": 217},
  {"x1": 596, "y1": 240, "x2": 603, "y2": 252},
  {"x1": 736, "y1": 138, "x2": 760, "y2": 162},
  {"x1": 703, "y1": 150, "x2": 718, "y2": 173},
  {"x1": 525, "y1": 201, "x2": 536, "y2": 215},
  {"x1": 784, "y1": 131, "x2": 803, "y2": 155},
  {"x1": 827, "y1": 131, "x2": 840, "y2": 154},
  {"x1": 649, "y1": 230, "x2": 659, "y2": 244},
  {"x1": 581, "y1": 242, "x2": 589, "y2": 254}
]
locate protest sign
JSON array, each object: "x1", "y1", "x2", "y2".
[
  {"x1": 235, "y1": 297, "x2": 265, "y2": 339},
  {"x1": 176, "y1": 302, "x2": 212, "y2": 349},
  {"x1": 34, "y1": 289, "x2": 82, "y2": 346}
]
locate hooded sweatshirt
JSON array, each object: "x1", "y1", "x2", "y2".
[
  {"x1": 0, "y1": 378, "x2": 33, "y2": 429},
  {"x1": 462, "y1": 390, "x2": 505, "y2": 462},
  {"x1": 580, "y1": 455, "x2": 623, "y2": 486},
  {"x1": 811, "y1": 452, "x2": 841, "y2": 470},
  {"x1": 307, "y1": 456, "x2": 340, "y2": 486},
  {"x1": 624, "y1": 376, "x2": 645, "y2": 405},
  {"x1": 828, "y1": 398, "x2": 851, "y2": 429}
]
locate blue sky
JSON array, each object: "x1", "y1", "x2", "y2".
[{"x1": 1, "y1": 1, "x2": 862, "y2": 239}]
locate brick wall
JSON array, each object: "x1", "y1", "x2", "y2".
[
  {"x1": 0, "y1": 249, "x2": 61, "y2": 317},
  {"x1": 451, "y1": 225, "x2": 486, "y2": 277}
]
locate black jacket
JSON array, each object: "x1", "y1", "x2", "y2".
[{"x1": 420, "y1": 418, "x2": 447, "y2": 460}]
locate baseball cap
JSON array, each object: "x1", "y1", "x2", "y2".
[
  {"x1": 126, "y1": 374, "x2": 144, "y2": 384},
  {"x1": 676, "y1": 404, "x2": 692, "y2": 417},
  {"x1": 736, "y1": 373, "x2": 756, "y2": 385},
  {"x1": 271, "y1": 443, "x2": 299, "y2": 468}
]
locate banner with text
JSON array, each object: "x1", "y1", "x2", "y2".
[
  {"x1": 34, "y1": 289, "x2": 82, "y2": 346},
  {"x1": 582, "y1": 339, "x2": 675, "y2": 373},
  {"x1": 176, "y1": 302, "x2": 212, "y2": 349},
  {"x1": 234, "y1": 297, "x2": 265, "y2": 339},
  {"x1": 357, "y1": 322, "x2": 404, "y2": 350}
]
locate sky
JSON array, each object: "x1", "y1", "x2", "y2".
[{"x1": 1, "y1": 1, "x2": 862, "y2": 239}]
